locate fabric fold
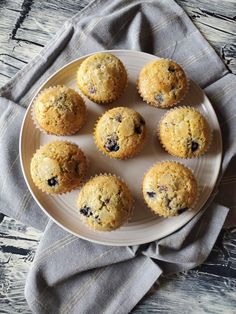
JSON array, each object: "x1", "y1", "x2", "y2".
[{"x1": 0, "y1": 97, "x2": 48, "y2": 230}]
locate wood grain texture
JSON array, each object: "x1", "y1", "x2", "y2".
[
  {"x1": 0, "y1": 0, "x2": 235, "y2": 313},
  {"x1": 0, "y1": 0, "x2": 90, "y2": 85},
  {"x1": 133, "y1": 227, "x2": 236, "y2": 313},
  {"x1": 0, "y1": 216, "x2": 40, "y2": 314},
  {"x1": 177, "y1": 0, "x2": 236, "y2": 74},
  {"x1": 133, "y1": 271, "x2": 236, "y2": 313}
]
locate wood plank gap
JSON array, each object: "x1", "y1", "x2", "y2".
[
  {"x1": 200, "y1": 9, "x2": 236, "y2": 22},
  {"x1": 0, "y1": 232, "x2": 39, "y2": 242},
  {"x1": 198, "y1": 21, "x2": 236, "y2": 36},
  {"x1": 6, "y1": 7, "x2": 22, "y2": 13},
  {"x1": 0, "y1": 73, "x2": 11, "y2": 79},
  {"x1": 11, "y1": 37, "x2": 44, "y2": 47},
  {"x1": 10, "y1": 0, "x2": 34, "y2": 40},
  {"x1": 0, "y1": 54, "x2": 28, "y2": 64},
  {"x1": 0, "y1": 60, "x2": 21, "y2": 70}
]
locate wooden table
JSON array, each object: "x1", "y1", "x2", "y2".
[{"x1": 0, "y1": 1, "x2": 236, "y2": 313}]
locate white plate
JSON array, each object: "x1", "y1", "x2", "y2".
[{"x1": 20, "y1": 50, "x2": 222, "y2": 246}]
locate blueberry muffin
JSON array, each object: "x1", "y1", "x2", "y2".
[
  {"x1": 33, "y1": 85, "x2": 86, "y2": 135},
  {"x1": 77, "y1": 174, "x2": 133, "y2": 231},
  {"x1": 137, "y1": 59, "x2": 188, "y2": 108},
  {"x1": 77, "y1": 53, "x2": 127, "y2": 104},
  {"x1": 142, "y1": 161, "x2": 198, "y2": 217},
  {"x1": 30, "y1": 141, "x2": 87, "y2": 194},
  {"x1": 94, "y1": 107, "x2": 146, "y2": 159},
  {"x1": 159, "y1": 107, "x2": 211, "y2": 158}
]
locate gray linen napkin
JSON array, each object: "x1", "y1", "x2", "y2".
[{"x1": 0, "y1": 0, "x2": 235, "y2": 313}]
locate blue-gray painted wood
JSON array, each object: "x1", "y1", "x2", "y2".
[{"x1": 0, "y1": 0, "x2": 235, "y2": 313}]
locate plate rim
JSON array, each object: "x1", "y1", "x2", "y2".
[{"x1": 19, "y1": 49, "x2": 223, "y2": 246}]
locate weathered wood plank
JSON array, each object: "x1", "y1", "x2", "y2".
[
  {"x1": 197, "y1": 228, "x2": 236, "y2": 278},
  {"x1": 133, "y1": 271, "x2": 236, "y2": 313},
  {"x1": 0, "y1": 1, "x2": 26, "y2": 84},
  {"x1": 0, "y1": 216, "x2": 236, "y2": 314},
  {"x1": 0, "y1": 0, "x2": 235, "y2": 313},
  {"x1": 0, "y1": 216, "x2": 40, "y2": 314},
  {"x1": 0, "y1": 0, "x2": 90, "y2": 85},
  {"x1": 177, "y1": 0, "x2": 236, "y2": 73},
  {"x1": 133, "y1": 227, "x2": 236, "y2": 313},
  {"x1": 177, "y1": 0, "x2": 236, "y2": 18}
]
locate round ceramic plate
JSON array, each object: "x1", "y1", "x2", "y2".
[{"x1": 20, "y1": 50, "x2": 222, "y2": 246}]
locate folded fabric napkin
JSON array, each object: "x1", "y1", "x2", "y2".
[{"x1": 0, "y1": 0, "x2": 235, "y2": 313}]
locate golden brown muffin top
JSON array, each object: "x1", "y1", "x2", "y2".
[
  {"x1": 94, "y1": 107, "x2": 146, "y2": 159},
  {"x1": 159, "y1": 107, "x2": 211, "y2": 158},
  {"x1": 143, "y1": 161, "x2": 197, "y2": 217},
  {"x1": 138, "y1": 59, "x2": 187, "y2": 108},
  {"x1": 77, "y1": 175, "x2": 133, "y2": 231}
]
